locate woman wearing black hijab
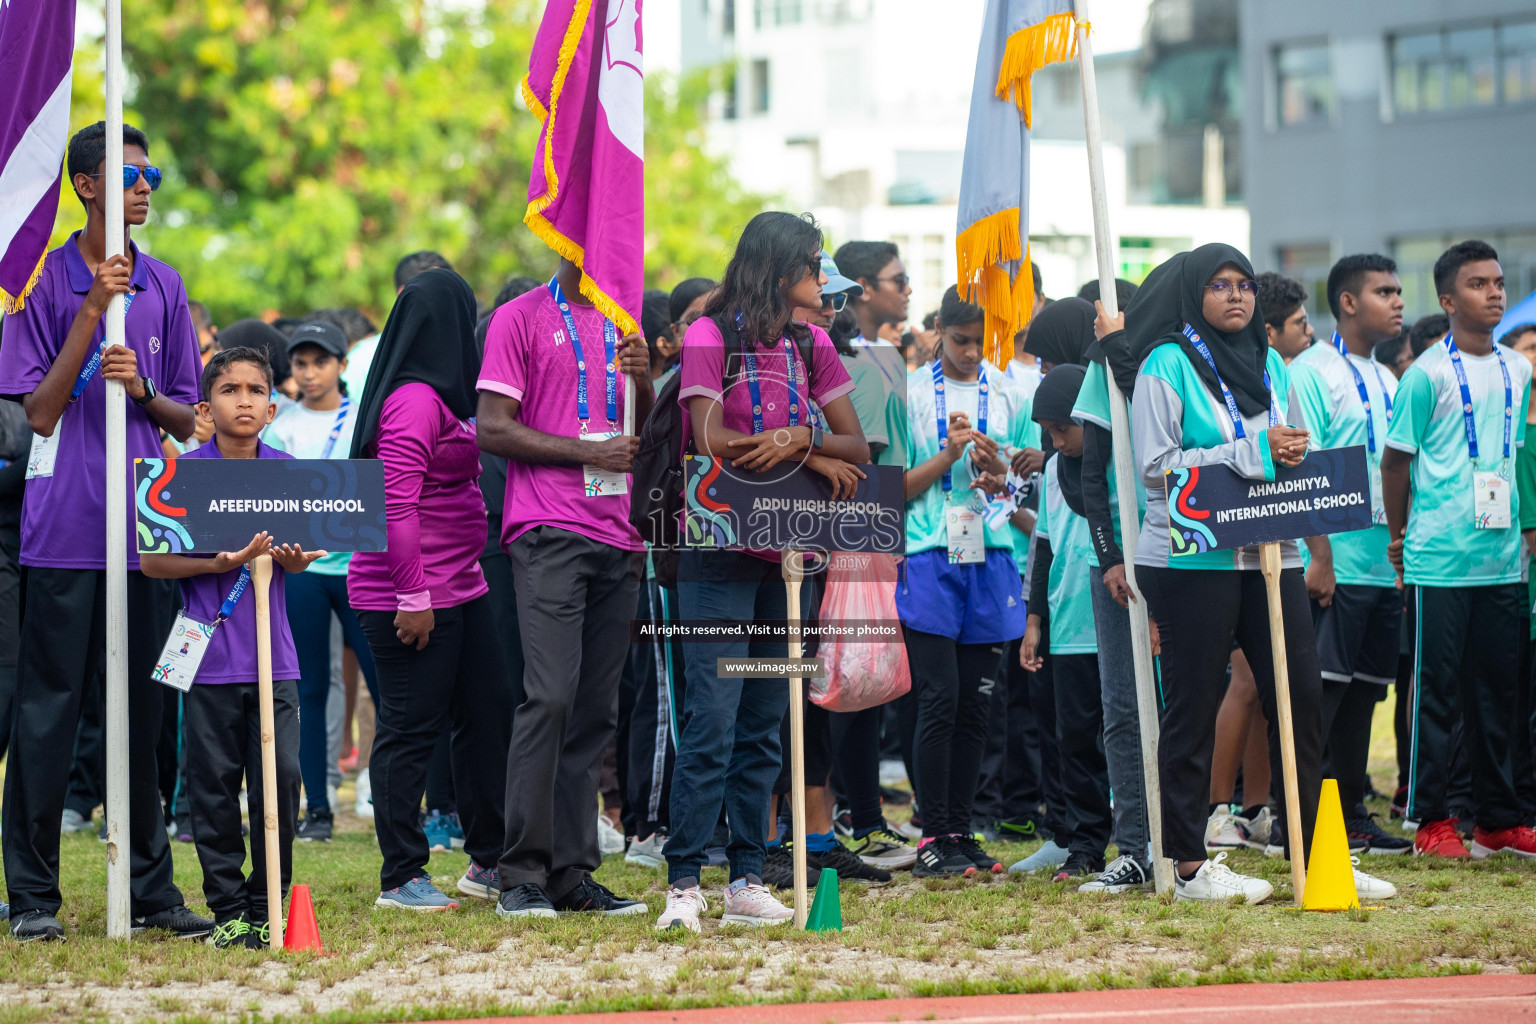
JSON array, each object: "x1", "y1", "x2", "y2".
[
  {"x1": 1022, "y1": 297, "x2": 1096, "y2": 371},
  {"x1": 1124, "y1": 243, "x2": 1322, "y2": 905},
  {"x1": 347, "y1": 269, "x2": 512, "y2": 912}
]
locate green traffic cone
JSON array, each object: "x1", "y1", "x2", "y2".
[{"x1": 806, "y1": 867, "x2": 842, "y2": 931}]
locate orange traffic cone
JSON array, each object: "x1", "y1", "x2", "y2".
[{"x1": 283, "y1": 883, "x2": 324, "y2": 953}]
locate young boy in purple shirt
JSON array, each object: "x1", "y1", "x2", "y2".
[
  {"x1": 142, "y1": 348, "x2": 323, "y2": 948},
  {"x1": 0, "y1": 122, "x2": 207, "y2": 943}
]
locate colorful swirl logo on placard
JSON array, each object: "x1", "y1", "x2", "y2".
[
  {"x1": 135, "y1": 459, "x2": 195, "y2": 554},
  {"x1": 1167, "y1": 467, "x2": 1217, "y2": 556},
  {"x1": 684, "y1": 456, "x2": 736, "y2": 547}
]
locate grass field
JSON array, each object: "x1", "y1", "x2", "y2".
[{"x1": 1, "y1": 705, "x2": 1533, "y2": 1023}]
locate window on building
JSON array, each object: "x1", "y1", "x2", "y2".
[
  {"x1": 751, "y1": 58, "x2": 770, "y2": 115},
  {"x1": 1392, "y1": 16, "x2": 1536, "y2": 115},
  {"x1": 1277, "y1": 243, "x2": 1333, "y2": 329},
  {"x1": 754, "y1": 0, "x2": 802, "y2": 28},
  {"x1": 1276, "y1": 42, "x2": 1333, "y2": 127}
]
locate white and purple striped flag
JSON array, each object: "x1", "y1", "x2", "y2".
[{"x1": 0, "y1": 0, "x2": 74, "y2": 313}]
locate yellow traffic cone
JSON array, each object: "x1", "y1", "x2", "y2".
[{"x1": 1302, "y1": 778, "x2": 1359, "y2": 912}]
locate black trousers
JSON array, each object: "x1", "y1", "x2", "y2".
[
  {"x1": 3, "y1": 568, "x2": 184, "y2": 916},
  {"x1": 1141, "y1": 566, "x2": 1323, "y2": 864},
  {"x1": 1030, "y1": 635, "x2": 1066, "y2": 837},
  {"x1": 500, "y1": 527, "x2": 640, "y2": 899},
  {"x1": 1054, "y1": 652, "x2": 1111, "y2": 860},
  {"x1": 972, "y1": 637, "x2": 1043, "y2": 827},
  {"x1": 360, "y1": 595, "x2": 511, "y2": 890},
  {"x1": 829, "y1": 706, "x2": 882, "y2": 833},
  {"x1": 1320, "y1": 680, "x2": 1377, "y2": 813},
  {"x1": 625, "y1": 581, "x2": 684, "y2": 838},
  {"x1": 158, "y1": 691, "x2": 188, "y2": 825},
  {"x1": 1407, "y1": 583, "x2": 1525, "y2": 830},
  {"x1": 64, "y1": 668, "x2": 106, "y2": 818},
  {"x1": 185, "y1": 680, "x2": 300, "y2": 921},
  {"x1": 906, "y1": 628, "x2": 1004, "y2": 837},
  {"x1": 0, "y1": 519, "x2": 20, "y2": 764}
]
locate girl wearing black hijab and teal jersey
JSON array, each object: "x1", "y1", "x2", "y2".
[{"x1": 1124, "y1": 244, "x2": 1323, "y2": 906}]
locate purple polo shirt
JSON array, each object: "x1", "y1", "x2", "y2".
[
  {"x1": 174, "y1": 439, "x2": 300, "y2": 685},
  {"x1": 0, "y1": 233, "x2": 201, "y2": 570}
]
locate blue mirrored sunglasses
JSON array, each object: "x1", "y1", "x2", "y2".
[{"x1": 93, "y1": 164, "x2": 163, "y2": 190}]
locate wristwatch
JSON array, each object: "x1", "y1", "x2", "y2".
[
  {"x1": 809, "y1": 424, "x2": 824, "y2": 451},
  {"x1": 132, "y1": 376, "x2": 157, "y2": 406}
]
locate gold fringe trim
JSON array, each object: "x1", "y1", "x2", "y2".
[
  {"x1": 0, "y1": 251, "x2": 47, "y2": 315},
  {"x1": 526, "y1": 0, "x2": 596, "y2": 220},
  {"x1": 520, "y1": 74, "x2": 547, "y2": 121},
  {"x1": 956, "y1": 209, "x2": 1035, "y2": 367},
  {"x1": 523, "y1": 208, "x2": 642, "y2": 338},
  {"x1": 994, "y1": 11, "x2": 1080, "y2": 129}
]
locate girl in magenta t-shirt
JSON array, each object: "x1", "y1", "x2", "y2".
[
  {"x1": 656, "y1": 212, "x2": 871, "y2": 932},
  {"x1": 347, "y1": 269, "x2": 513, "y2": 912}
]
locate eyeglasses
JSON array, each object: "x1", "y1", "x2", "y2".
[
  {"x1": 1206, "y1": 279, "x2": 1257, "y2": 299},
  {"x1": 876, "y1": 273, "x2": 910, "y2": 290},
  {"x1": 91, "y1": 165, "x2": 163, "y2": 191},
  {"x1": 821, "y1": 292, "x2": 849, "y2": 313}
]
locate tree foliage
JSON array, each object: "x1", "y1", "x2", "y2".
[{"x1": 49, "y1": 2, "x2": 769, "y2": 324}]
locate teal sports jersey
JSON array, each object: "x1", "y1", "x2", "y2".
[
  {"x1": 1288, "y1": 342, "x2": 1397, "y2": 588},
  {"x1": 1383, "y1": 338, "x2": 1532, "y2": 586},
  {"x1": 903, "y1": 364, "x2": 1038, "y2": 556},
  {"x1": 1071, "y1": 359, "x2": 1146, "y2": 567},
  {"x1": 1004, "y1": 359, "x2": 1043, "y2": 575},
  {"x1": 1132, "y1": 343, "x2": 1304, "y2": 571},
  {"x1": 840, "y1": 353, "x2": 892, "y2": 452},
  {"x1": 1037, "y1": 454, "x2": 1097, "y2": 654}
]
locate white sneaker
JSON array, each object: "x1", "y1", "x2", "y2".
[
  {"x1": 354, "y1": 768, "x2": 374, "y2": 820},
  {"x1": 626, "y1": 832, "x2": 667, "y2": 869},
  {"x1": 655, "y1": 885, "x2": 707, "y2": 932},
  {"x1": 1205, "y1": 807, "x2": 1245, "y2": 851},
  {"x1": 1352, "y1": 857, "x2": 1397, "y2": 900},
  {"x1": 598, "y1": 814, "x2": 625, "y2": 856},
  {"x1": 1238, "y1": 807, "x2": 1273, "y2": 850},
  {"x1": 849, "y1": 824, "x2": 918, "y2": 870},
  {"x1": 721, "y1": 881, "x2": 793, "y2": 927},
  {"x1": 1009, "y1": 838, "x2": 1069, "y2": 874},
  {"x1": 1175, "y1": 852, "x2": 1274, "y2": 905}
]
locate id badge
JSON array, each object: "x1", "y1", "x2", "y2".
[
  {"x1": 581, "y1": 431, "x2": 628, "y2": 497},
  {"x1": 1369, "y1": 463, "x2": 1386, "y2": 526},
  {"x1": 153, "y1": 613, "x2": 217, "y2": 692},
  {"x1": 945, "y1": 505, "x2": 985, "y2": 564},
  {"x1": 1472, "y1": 470, "x2": 1511, "y2": 530},
  {"x1": 25, "y1": 429, "x2": 58, "y2": 479}
]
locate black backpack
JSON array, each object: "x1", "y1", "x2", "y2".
[{"x1": 628, "y1": 317, "x2": 816, "y2": 585}]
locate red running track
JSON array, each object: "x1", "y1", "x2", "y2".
[{"x1": 423, "y1": 974, "x2": 1536, "y2": 1024}]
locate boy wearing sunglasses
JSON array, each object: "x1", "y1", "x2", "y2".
[{"x1": 0, "y1": 121, "x2": 206, "y2": 942}]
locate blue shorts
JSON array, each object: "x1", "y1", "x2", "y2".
[{"x1": 896, "y1": 547, "x2": 1027, "y2": 645}]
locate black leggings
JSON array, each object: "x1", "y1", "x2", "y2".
[
  {"x1": 829, "y1": 707, "x2": 882, "y2": 833},
  {"x1": 905, "y1": 628, "x2": 1004, "y2": 837},
  {"x1": 1140, "y1": 566, "x2": 1323, "y2": 864}
]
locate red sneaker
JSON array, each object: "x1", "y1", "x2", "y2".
[
  {"x1": 1470, "y1": 825, "x2": 1536, "y2": 861},
  {"x1": 1414, "y1": 819, "x2": 1471, "y2": 860}
]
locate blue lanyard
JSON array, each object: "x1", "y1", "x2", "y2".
[
  {"x1": 736, "y1": 313, "x2": 801, "y2": 434},
  {"x1": 320, "y1": 398, "x2": 351, "y2": 459},
  {"x1": 1181, "y1": 324, "x2": 1277, "y2": 440},
  {"x1": 214, "y1": 565, "x2": 252, "y2": 626},
  {"x1": 855, "y1": 335, "x2": 899, "y2": 387},
  {"x1": 1330, "y1": 332, "x2": 1392, "y2": 454},
  {"x1": 71, "y1": 290, "x2": 136, "y2": 401},
  {"x1": 547, "y1": 277, "x2": 618, "y2": 432},
  {"x1": 933, "y1": 361, "x2": 988, "y2": 493},
  {"x1": 1443, "y1": 332, "x2": 1512, "y2": 465}
]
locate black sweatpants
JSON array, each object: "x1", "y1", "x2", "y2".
[
  {"x1": 1141, "y1": 566, "x2": 1323, "y2": 865},
  {"x1": 1054, "y1": 652, "x2": 1111, "y2": 861},
  {"x1": 360, "y1": 594, "x2": 512, "y2": 890},
  {"x1": 3, "y1": 568, "x2": 184, "y2": 917},
  {"x1": 185, "y1": 679, "x2": 300, "y2": 921},
  {"x1": 972, "y1": 637, "x2": 1045, "y2": 828},
  {"x1": 625, "y1": 580, "x2": 683, "y2": 838},
  {"x1": 1029, "y1": 635, "x2": 1066, "y2": 838},
  {"x1": 0, "y1": 518, "x2": 20, "y2": 764},
  {"x1": 829, "y1": 706, "x2": 882, "y2": 833},
  {"x1": 1407, "y1": 583, "x2": 1525, "y2": 830},
  {"x1": 64, "y1": 668, "x2": 106, "y2": 818},
  {"x1": 500, "y1": 527, "x2": 640, "y2": 899},
  {"x1": 906, "y1": 628, "x2": 1004, "y2": 837}
]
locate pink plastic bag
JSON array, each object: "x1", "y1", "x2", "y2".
[{"x1": 810, "y1": 553, "x2": 910, "y2": 712}]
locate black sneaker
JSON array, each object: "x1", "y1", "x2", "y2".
[
  {"x1": 495, "y1": 883, "x2": 556, "y2": 920},
  {"x1": 832, "y1": 804, "x2": 853, "y2": 837},
  {"x1": 296, "y1": 811, "x2": 333, "y2": 843},
  {"x1": 206, "y1": 913, "x2": 252, "y2": 949},
  {"x1": 762, "y1": 843, "x2": 823, "y2": 889},
  {"x1": 1076, "y1": 853, "x2": 1150, "y2": 894},
  {"x1": 246, "y1": 918, "x2": 273, "y2": 949},
  {"x1": 133, "y1": 905, "x2": 214, "y2": 940},
  {"x1": 1053, "y1": 851, "x2": 1105, "y2": 882},
  {"x1": 816, "y1": 843, "x2": 893, "y2": 884},
  {"x1": 912, "y1": 836, "x2": 976, "y2": 878},
  {"x1": 996, "y1": 817, "x2": 1052, "y2": 843},
  {"x1": 954, "y1": 834, "x2": 1004, "y2": 874},
  {"x1": 10, "y1": 909, "x2": 65, "y2": 943},
  {"x1": 552, "y1": 878, "x2": 647, "y2": 916},
  {"x1": 1346, "y1": 813, "x2": 1413, "y2": 855}
]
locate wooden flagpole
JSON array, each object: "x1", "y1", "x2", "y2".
[{"x1": 252, "y1": 554, "x2": 286, "y2": 946}]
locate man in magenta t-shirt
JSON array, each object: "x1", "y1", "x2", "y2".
[
  {"x1": 476, "y1": 259, "x2": 653, "y2": 918},
  {"x1": 0, "y1": 122, "x2": 209, "y2": 942}
]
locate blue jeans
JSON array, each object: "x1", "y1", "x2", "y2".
[
  {"x1": 1088, "y1": 566, "x2": 1150, "y2": 863},
  {"x1": 286, "y1": 570, "x2": 377, "y2": 814},
  {"x1": 664, "y1": 550, "x2": 793, "y2": 886}
]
